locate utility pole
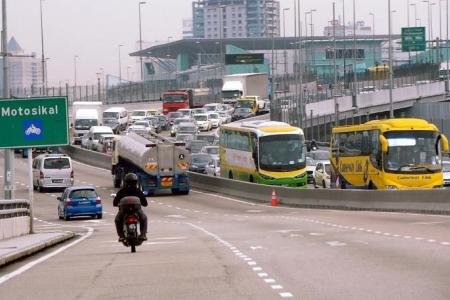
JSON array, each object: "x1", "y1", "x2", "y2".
[
  {"x1": 2, "y1": 0, "x2": 14, "y2": 200},
  {"x1": 388, "y1": 0, "x2": 394, "y2": 118},
  {"x1": 333, "y1": 2, "x2": 338, "y2": 126},
  {"x1": 40, "y1": 0, "x2": 46, "y2": 95},
  {"x1": 298, "y1": 0, "x2": 304, "y2": 127},
  {"x1": 352, "y1": 0, "x2": 357, "y2": 110}
]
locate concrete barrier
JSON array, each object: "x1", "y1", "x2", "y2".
[
  {"x1": 189, "y1": 172, "x2": 450, "y2": 215},
  {"x1": 65, "y1": 145, "x2": 450, "y2": 215},
  {"x1": 61, "y1": 146, "x2": 111, "y2": 170},
  {"x1": 0, "y1": 200, "x2": 31, "y2": 240}
]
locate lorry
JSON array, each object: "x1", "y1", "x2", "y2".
[
  {"x1": 162, "y1": 88, "x2": 211, "y2": 114},
  {"x1": 71, "y1": 101, "x2": 102, "y2": 144},
  {"x1": 221, "y1": 73, "x2": 269, "y2": 105},
  {"x1": 111, "y1": 133, "x2": 191, "y2": 195}
]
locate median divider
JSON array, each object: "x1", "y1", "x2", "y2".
[{"x1": 64, "y1": 146, "x2": 450, "y2": 215}]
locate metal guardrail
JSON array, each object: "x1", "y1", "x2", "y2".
[
  {"x1": 65, "y1": 145, "x2": 450, "y2": 215},
  {"x1": 0, "y1": 200, "x2": 30, "y2": 219}
]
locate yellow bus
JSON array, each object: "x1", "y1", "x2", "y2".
[
  {"x1": 220, "y1": 121, "x2": 308, "y2": 187},
  {"x1": 330, "y1": 118, "x2": 449, "y2": 189}
]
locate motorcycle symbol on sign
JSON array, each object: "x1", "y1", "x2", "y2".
[{"x1": 25, "y1": 124, "x2": 42, "y2": 136}]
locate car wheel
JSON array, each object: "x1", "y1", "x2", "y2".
[
  {"x1": 37, "y1": 183, "x2": 44, "y2": 193},
  {"x1": 323, "y1": 180, "x2": 326, "y2": 189},
  {"x1": 97, "y1": 214, "x2": 103, "y2": 219},
  {"x1": 64, "y1": 210, "x2": 70, "y2": 221}
]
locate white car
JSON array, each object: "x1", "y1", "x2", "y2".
[
  {"x1": 206, "y1": 157, "x2": 220, "y2": 177},
  {"x1": 314, "y1": 161, "x2": 331, "y2": 189},
  {"x1": 201, "y1": 145, "x2": 219, "y2": 160},
  {"x1": 219, "y1": 112, "x2": 232, "y2": 124},
  {"x1": 208, "y1": 112, "x2": 222, "y2": 128},
  {"x1": 127, "y1": 120, "x2": 153, "y2": 134},
  {"x1": 194, "y1": 114, "x2": 212, "y2": 131},
  {"x1": 130, "y1": 109, "x2": 154, "y2": 123},
  {"x1": 192, "y1": 108, "x2": 208, "y2": 115},
  {"x1": 443, "y1": 161, "x2": 450, "y2": 188},
  {"x1": 178, "y1": 108, "x2": 194, "y2": 118}
]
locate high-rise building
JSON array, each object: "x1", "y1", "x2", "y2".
[
  {"x1": 0, "y1": 37, "x2": 43, "y2": 96},
  {"x1": 191, "y1": 0, "x2": 280, "y2": 39}
]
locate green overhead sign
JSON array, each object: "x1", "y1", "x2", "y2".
[
  {"x1": 0, "y1": 97, "x2": 69, "y2": 149},
  {"x1": 401, "y1": 27, "x2": 426, "y2": 52}
]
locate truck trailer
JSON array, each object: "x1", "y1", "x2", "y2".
[
  {"x1": 221, "y1": 73, "x2": 269, "y2": 105},
  {"x1": 111, "y1": 133, "x2": 191, "y2": 195}
]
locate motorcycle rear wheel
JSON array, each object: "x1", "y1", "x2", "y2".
[{"x1": 131, "y1": 244, "x2": 136, "y2": 253}]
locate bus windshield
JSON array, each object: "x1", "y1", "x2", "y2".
[
  {"x1": 236, "y1": 101, "x2": 254, "y2": 109},
  {"x1": 259, "y1": 134, "x2": 306, "y2": 172},
  {"x1": 164, "y1": 95, "x2": 186, "y2": 103},
  {"x1": 384, "y1": 131, "x2": 441, "y2": 173}
]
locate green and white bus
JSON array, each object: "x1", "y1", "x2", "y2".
[{"x1": 219, "y1": 120, "x2": 307, "y2": 187}]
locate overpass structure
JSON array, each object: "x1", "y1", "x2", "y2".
[{"x1": 277, "y1": 81, "x2": 450, "y2": 141}]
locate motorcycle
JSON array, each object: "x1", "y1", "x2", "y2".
[{"x1": 112, "y1": 195, "x2": 144, "y2": 253}]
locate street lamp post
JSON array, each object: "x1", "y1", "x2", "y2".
[
  {"x1": 352, "y1": 0, "x2": 357, "y2": 110},
  {"x1": 283, "y1": 8, "x2": 290, "y2": 84},
  {"x1": 388, "y1": 0, "x2": 394, "y2": 118},
  {"x1": 139, "y1": 1, "x2": 146, "y2": 82},
  {"x1": 304, "y1": 11, "x2": 311, "y2": 77},
  {"x1": 40, "y1": 0, "x2": 47, "y2": 95},
  {"x1": 118, "y1": 44, "x2": 124, "y2": 83},
  {"x1": 73, "y1": 55, "x2": 78, "y2": 98},
  {"x1": 309, "y1": 9, "x2": 317, "y2": 78},
  {"x1": 410, "y1": 3, "x2": 418, "y2": 26},
  {"x1": 369, "y1": 13, "x2": 375, "y2": 66}
]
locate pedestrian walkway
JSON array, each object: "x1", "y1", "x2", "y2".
[{"x1": 0, "y1": 232, "x2": 74, "y2": 267}]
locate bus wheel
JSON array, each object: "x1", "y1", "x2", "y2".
[
  {"x1": 249, "y1": 175, "x2": 254, "y2": 183},
  {"x1": 229, "y1": 172, "x2": 233, "y2": 179},
  {"x1": 368, "y1": 182, "x2": 375, "y2": 190}
]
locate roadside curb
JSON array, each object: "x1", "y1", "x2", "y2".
[{"x1": 0, "y1": 232, "x2": 75, "y2": 267}]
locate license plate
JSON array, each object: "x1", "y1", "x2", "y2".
[
  {"x1": 79, "y1": 200, "x2": 91, "y2": 205},
  {"x1": 161, "y1": 182, "x2": 173, "y2": 187},
  {"x1": 52, "y1": 179, "x2": 63, "y2": 183}
]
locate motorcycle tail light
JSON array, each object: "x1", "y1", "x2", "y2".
[{"x1": 126, "y1": 216, "x2": 138, "y2": 223}]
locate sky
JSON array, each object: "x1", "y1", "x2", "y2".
[{"x1": 6, "y1": 0, "x2": 449, "y2": 86}]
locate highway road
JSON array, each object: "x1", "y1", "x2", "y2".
[{"x1": 1, "y1": 152, "x2": 450, "y2": 300}]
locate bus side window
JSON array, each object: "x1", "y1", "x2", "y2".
[{"x1": 250, "y1": 133, "x2": 258, "y2": 168}]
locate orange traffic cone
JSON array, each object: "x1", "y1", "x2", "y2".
[{"x1": 271, "y1": 189, "x2": 279, "y2": 206}]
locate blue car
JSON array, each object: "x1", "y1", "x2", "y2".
[{"x1": 58, "y1": 186, "x2": 103, "y2": 220}]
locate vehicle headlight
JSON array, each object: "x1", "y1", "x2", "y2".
[
  {"x1": 260, "y1": 174, "x2": 275, "y2": 180},
  {"x1": 294, "y1": 173, "x2": 306, "y2": 179},
  {"x1": 386, "y1": 185, "x2": 398, "y2": 190}
]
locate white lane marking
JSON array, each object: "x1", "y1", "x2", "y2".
[
  {"x1": 0, "y1": 226, "x2": 94, "y2": 285},
  {"x1": 411, "y1": 221, "x2": 445, "y2": 225},
  {"x1": 441, "y1": 242, "x2": 450, "y2": 246},
  {"x1": 250, "y1": 246, "x2": 263, "y2": 250},
  {"x1": 166, "y1": 215, "x2": 186, "y2": 219},
  {"x1": 144, "y1": 241, "x2": 182, "y2": 245},
  {"x1": 326, "y1": 241, "x2": 347, "y2": 247},
  {"x1": 247, "y1": 210, "x2": 264, "y2": 213},
  {"x1": 271, "y1": 285, "x2": 283, "y2": 290},
  {"x1": 280, "y1": 292, "x2": 293, "y2": 298},
  {"x1": 184, "y1": 222, "x2": 295, "y2": 298},
  {"x1": 191, "y1": 189, "x2": 259, "y2": 206},
  {"x1": 309, "y1": 233, "x2": 325, "y2": 236},
  {"x1": 253, "y1": 267, "x2": 263, "y2": 271},
  {"x1": 265, "y1": 279, "x2": 276, "y2": 283}
]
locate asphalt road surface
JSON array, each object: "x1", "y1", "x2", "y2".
[{"x1": 1, "y1": 151, "x2": 450, "y2": 300}]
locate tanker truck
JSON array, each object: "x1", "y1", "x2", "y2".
[{"x1": 111, "y1": 133, "x2": 191, "y2": 195}]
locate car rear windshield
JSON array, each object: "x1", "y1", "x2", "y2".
[
  {"x1": 44, "y1": 158, "x2": 70, "y2": 169},
  {"x1": 69, "y1": 189, "x2": 97, "y2": 198}
]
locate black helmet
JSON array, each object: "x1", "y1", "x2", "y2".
[{"x1": 124, "y1": 173, "x2": 138, "y2": 187}]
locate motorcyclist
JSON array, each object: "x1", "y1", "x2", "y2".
[{"x1": 113, "y1": 173, "x2": 148, "y2": 242}]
